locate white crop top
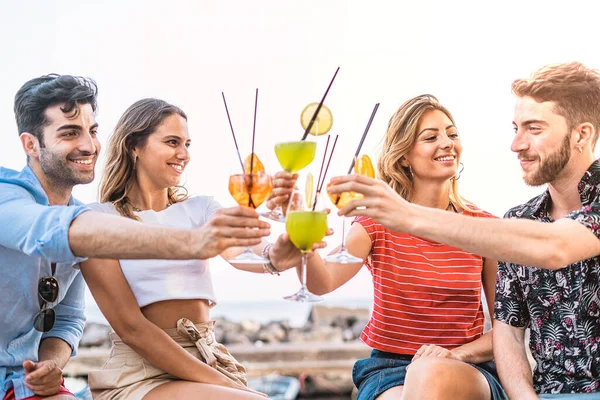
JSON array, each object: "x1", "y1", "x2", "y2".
[{"x1": 88, "y1": 196, "x2": 221, "y2": 307}]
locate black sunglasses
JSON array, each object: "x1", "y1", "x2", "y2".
[{"x1": 33, "y1": 263, "x2": 59, "y2": 333}]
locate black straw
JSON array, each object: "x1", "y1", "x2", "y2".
[
  {"x1": 347, "y1": 103, "x2": 380, "y2": 174},
  {"x1": 313, "y1": 135, "x2": 339, "y2": 210},
  {"x1": 247, "y1": 89, "x2": 259, "y2": 208},
  {"x1": 250, "y1": 88, "x2": 258, "y2": 177},
  {"x1": 221, "y1": 92, "x2": 245, "y2": 173},
  {"x1": 314, "y1": 135, "x2": 331, "y2": 202},
  {"x1": 301, "y1": 67, "x2": 340, "y2": 140}
]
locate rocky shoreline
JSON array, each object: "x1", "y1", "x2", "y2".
[
  {"x1": 70, "y1": 305, "x2": 373, "y2": 398},
  {"x1": 80, "y1": 304, "x2": 371, "y2": 348}
]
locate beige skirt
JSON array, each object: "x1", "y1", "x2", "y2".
[{"x1": 88, "y1": 318, "x2": 247, "y2": 400}]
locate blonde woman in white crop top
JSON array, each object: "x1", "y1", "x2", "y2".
[{"x1": 80, "y1": 99, "x2": 328, "y2": 400}]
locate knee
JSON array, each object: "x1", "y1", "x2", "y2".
[
  {"x1": 404, "y1": 357, "x2": 451, "y2": 395},
  {"x1": 406, "y1": 356, "x2": 448, "y2": 381}
]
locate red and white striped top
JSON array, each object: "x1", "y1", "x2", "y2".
[{"x1": 355, "y1": 210, "x2": 494, "y2": 355}]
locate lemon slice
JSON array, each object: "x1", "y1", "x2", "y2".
[
  {"x1": 301, "y1": 102, "x2": 333, "y2": 136},
  {"x1": 243, "y1": 153, "x2": 265, "y2": 174},
  {"x1": 305, "y1": 172, "x2": 314, "y2": 209},
  {"x1": 354, "y1": 154, "x2": 375, "y2": 178}
]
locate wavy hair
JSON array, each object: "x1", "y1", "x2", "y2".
[
  {"x1": 378, "y1": 94, "x2": 477, "y2": 213},
  {"x1": 98, "y1": 98, "x2": 188, "y2": 220}
]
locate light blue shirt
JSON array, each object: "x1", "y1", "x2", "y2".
[{"x1": 0, "y1": 165, "x2": 90, "y2": 400}]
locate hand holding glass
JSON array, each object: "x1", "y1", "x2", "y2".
[
  {"x1": 324, "y1": 156, "x2": 373, "y2": 263},
  {"x1": 227, "y1": 171, "x2": 272, "y2": 264}
]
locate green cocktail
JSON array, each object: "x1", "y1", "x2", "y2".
[
  {"x1": 274, "y1": 141, "x2": 317, "y2": 173},
  {"x1": 286, "y1": 211, "x2": 328, "y2": 252}
]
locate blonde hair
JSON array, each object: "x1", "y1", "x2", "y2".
[
  {"x1": 512, "y1": 62, "x2": 600, "y2": 149},
  {"x1": 378, "y1": 94, "x2": 477, "y2": 213},
  {"x1": 98, "y1": 98, "x2": 189, "y2": 220}
]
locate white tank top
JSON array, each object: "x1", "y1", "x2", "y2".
[{"x1": 88, "y1": 196, "x2": 221, "y2": 307}]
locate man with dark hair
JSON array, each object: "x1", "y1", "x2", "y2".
[
  {"x1": 326, "y1": 62, "x2": 600, "y2": 398},
  {"x1": 0, "y1": 74, "x2": 271, "y2": 400}
]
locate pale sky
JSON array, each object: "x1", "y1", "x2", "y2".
[{"x1": 2, "y1": 0, "x2": 599, "y2": 302}]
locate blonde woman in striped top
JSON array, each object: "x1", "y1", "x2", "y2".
[{"x1": 268, "y1": 94, "x2": 506, "y2": 400}]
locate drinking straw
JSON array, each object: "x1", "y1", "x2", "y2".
[
  {"x1": 301, "y1": 67, "x2": 340, "y2": 140},
  {"x1": 221, "y1": 92, "x2": 245, "y2": 173},
  {"x1": 247, "y1": 88, "x2": 259, "y2": 208},
  {"x1": 314, "y1": 135, "x2": 331, "y2": 203},
  {"x1": 250, "y1": 88, "x2": 258, "y2": 176},
  {"x1": 347, "y1": 103, "x2": 380, "y2": 174},
  {"x1": 313, "y1": 134, "x2": 339, "y2": 211}
]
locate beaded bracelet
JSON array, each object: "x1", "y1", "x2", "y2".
[{"x1": 261, "y1": 243, "x2": 280, "y2": 275}]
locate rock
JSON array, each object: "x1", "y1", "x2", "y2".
[
  {"x1": 310, "y1": 326, "x2": 344, "y2": 342},
  {"x1": 78, "y1": 307, "x2": 370, "y2": 350},
  {"x1": 342, "y1": 328, "x2": 354, "y2": 342},
  {"x1": 300, "y1": 321, "x2": 314, "y2": 333},
  {"x1": 287, "y1": 328, "x2": 306, "y2": 343},
  {"x1": 289, "y1": 325, "x2": 344, "y2": 343},
  {"x1": 239, "y1": 320, "x2": 261, "y2": 335},
  {"x1": 214, "y1": 318, "x2": 238, "y2": 343},
  {"x1": 257, "y1": 322, "x2": 287, "y2": 343},
  {"x1": 309, "y1": 305, "x2": 370, "y2": 328},
  {"x1": 79, "y1": 323, "x2": 112, "y2": 348},
  {"x1": 350, "y1": 318, "x2": 368, "y2": 339},
  {"x1": 223, "y1": 331, "x2": 252, "y2": 345}
]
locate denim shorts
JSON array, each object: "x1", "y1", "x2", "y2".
[{"x1": 352, "y1": 349, "x2": 507, "y2": 400}]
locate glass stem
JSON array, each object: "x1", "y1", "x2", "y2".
[
  {"x1": 340, "y1": 217, "x2": 347, "y2": 251},
  {"x1": 300, "y1": 253, "x2": 308, "y2": 289}
]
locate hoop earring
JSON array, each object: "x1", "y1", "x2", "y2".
[
  {"x1": 577, "y1": 146, "x2": 583, "y2": 154},
  {"x1": 173, "y1": 184, "x2": 189, "y2": 198},
  {"x1": 452, "y1": 162, "x2": 464, "y2": 181}
]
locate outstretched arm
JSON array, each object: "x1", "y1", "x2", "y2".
[
  {"x1": 0, "y1": 182, "x2": 270, "y2": 263},
  {"x1": 70, "y1": 207, "x2": 270, "y2": 261},
  {"x1": 328, "y1": 175, "x2": 600, "y2": 270}
]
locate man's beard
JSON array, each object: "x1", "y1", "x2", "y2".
[
  {"x1": 39, "y1": 148, "x2": 95, "y2": 188},
  {"x1": 523, "y1": 132, "x2": 571, "y2": 187}
]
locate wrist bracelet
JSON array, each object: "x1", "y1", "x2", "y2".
[{"x1": 261, "y1": 243, "x2": 280, "y2": 276}]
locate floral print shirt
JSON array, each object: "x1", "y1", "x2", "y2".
[{"x1": 494, "y1": 160, "x2": 600, "y2": 394}]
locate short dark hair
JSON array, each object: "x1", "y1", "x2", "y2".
[{"x1": 14, "y1": 74, "x2": 98, "y2": 145}]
